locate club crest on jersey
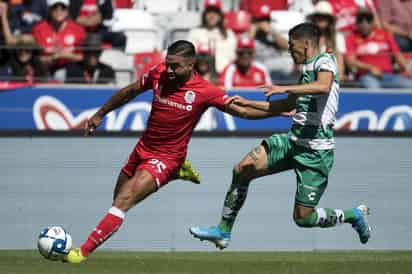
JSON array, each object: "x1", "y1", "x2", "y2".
[{"x1": 184, "y1": 90, "x2": 196, "y2": 104}]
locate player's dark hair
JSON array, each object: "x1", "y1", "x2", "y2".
[
  {"x1": 289, "y1": 22, "x2": 321, "y2": 47},
  {"x1": 167, "y1": 40, "x2": 196, "y2": 58}
]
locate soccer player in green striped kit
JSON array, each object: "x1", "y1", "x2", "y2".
[{"x1": 190, "y1": 22, "x2": 371, "y2": 249}]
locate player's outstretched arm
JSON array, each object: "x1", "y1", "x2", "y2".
[
  {"x1": 224, "y1": 95, "x2": 296, "y2": 119},
  {"x1": 262, "y1": 71, "x2": 333, "y2": 97},
  {"x1": 85, "y1": 81, "x2": 147, "y2": 135}
]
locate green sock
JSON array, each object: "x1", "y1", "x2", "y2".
[
  {"x1": 343, "y1": 208, "x2": 356, "y2": 223},
  {"x1": 218, "y1": 169, "x2": 250, "y2": 233}
]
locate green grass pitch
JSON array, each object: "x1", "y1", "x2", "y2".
[{"x1": 1, "y1": 250, "x2": 411, "y2": 274}]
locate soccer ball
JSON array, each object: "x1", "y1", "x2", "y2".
[{"x1": 37, "y1": 226, "x2": 72, "y2": 261}]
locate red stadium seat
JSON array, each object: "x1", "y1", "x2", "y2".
[
  {"x1": 133, "y1": 51, "x2": 164, "y2": 79},
  {"x1": 225, "y1": 10, "x2": 251, "y2": 34},
  {"x1": 114, "y1": 0, "x2": 133, "y2": 8}
]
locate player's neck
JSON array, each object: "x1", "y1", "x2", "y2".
[{"x1": 305, "y1": 48, "x2": 320, "y2": 63}]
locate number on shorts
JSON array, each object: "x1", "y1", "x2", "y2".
[{"x1": 148, "y1": 159, "x2": 166, "y2": 173}]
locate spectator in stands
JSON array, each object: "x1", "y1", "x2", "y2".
[
  {"x1": 68, "y1": 0, "x2": 126, "y2": 49},
  {"x1": 187, "y1": 0, "x2": 237, "y2": 73},
  {"x1": 0, "y1": 40, "x2": 48, "y2": 82},
  {"x1": 345, "y1": 9, "x2": 412, "y2": 88},
  {"x1": 194, "y1": 43, "x2": 216, "y2": 83},
  {"x1": 33, "y1": 0, "x2": 86, "y2": 75},
  {"x1": 307, "y1": 1, "x2": 346, "y2": 79},
  {"x1": 248, "y1": 4, "x2": 295, "y2": 82},
  {"x1": 0, "y1": 1, "x2": 36, "y2": 45},
  {"x1": 328, "y1": 0, "x2": 381, "y2": 33},
  {"x1": 219, "y1": 36, "x2": 272, "y2": 89},
  {"x1": 10, "y1": 0, "x2": 48, "y2": 34},
  {"x1": 376, "y1": 0, "x2": 412, "y2": 52},
  {"x1": 65, "y1": 33, "x2": 114, "y2": 84}
]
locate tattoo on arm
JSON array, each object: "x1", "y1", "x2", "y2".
[{"x1": 248, "y1": 146, "x2": 261, "y2": 162}]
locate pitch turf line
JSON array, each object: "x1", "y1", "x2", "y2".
[{"x1": 0, "y1": 250, "x2": 411, "y2": 274}]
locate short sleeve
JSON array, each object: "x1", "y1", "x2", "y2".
[
  {"x1": 315, "y1": 55, "x2": 337, "y2": 75},
  {"x1": 140, "y1": 64, "x2": 160, "y2": 90},
  {"x1": 206, "y1": 86, "x2": 229, "y2": 111}
]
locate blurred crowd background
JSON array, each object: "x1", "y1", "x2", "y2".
[{"x1": 1, "y1": 0, "x2": 412, "y2": 89}]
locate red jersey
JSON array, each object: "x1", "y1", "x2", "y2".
[
  {"x1": 137, "y1": 63, "x2": 228, "y2": 162},
  {"x1": 329, "y1": 0, "x2": 376, "y2": 33},
  {"x1": 219, "y1": 62, "x2": 272, "y2": 89},
  {"x1": 33, "y1": 20, "x2": 86, "y2": 69},
  {"x1": 345, "y1": 27, "x2": 400, "y2": 76}
]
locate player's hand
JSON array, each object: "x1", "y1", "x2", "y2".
[
  {"x1": 403, "y1": 69, "x2": 412, "y2": 79},
  {"x1": 85, "y1": 114, "x2": 102, "y2": 136},
  {"x1": 281, "y1": 109, "x2": 296, "y2": 117},
  {"x1": 369, "y1": 66, "x2": 382, "y2": 78},
  {"x1": 261, "y1": 84, "x2": 288, "y2": 98},
  {"x1": 231, "y1": 95, "x2": 249, "y2": 107}
]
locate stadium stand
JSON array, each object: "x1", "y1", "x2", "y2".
[
  {"x1": 135, "y1": 0, "x2": 188, "y2": 13},
  {"x1": 99, "y1": 48, "x2": 133, "y2": 85},
  {"x1": 110, "y1": 9, "x2": 162, "y2": 54},
  {"x1": 160, "y1": 11, "x2": 200, "y2": 46},
  {"x1": 270, "y1": 10, "x2": 305, "y2": 39},
  {"x1": 133, "y1": 50, "x2": 164, "y2": 80}
]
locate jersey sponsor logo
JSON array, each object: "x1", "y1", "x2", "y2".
[
  {"x1": 253, "y1": 72, "x2": 262, "y2": 83},
  {"x1": 308, "y1": 192, "x2": 316, "y2": 201},
  {"x1": 184, "y1": 90, "x2": 196, "y2": 104},
  {"x1": 64, "y1": 35, "x2": 75, "y2": 45},
  {"x1": 154, "y1": 95, "x2": 192, "y2": 111},
  {"x1": 356, "y1": 41, "x2": 389, "y2": 55}
]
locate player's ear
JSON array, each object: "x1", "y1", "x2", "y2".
[
  {"x1": 303, "y1": 39, "x2": 311, "y2": 49},
  {"x1": 187, "y1": 57, "x2": 195, "y2": 69}
]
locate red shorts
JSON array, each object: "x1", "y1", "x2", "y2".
[{"x1": 121, "y1": 146, "x2": 182, "y2": 188}]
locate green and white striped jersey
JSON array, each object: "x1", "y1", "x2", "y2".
[{"x1": 289, "y1": 52, "x2": 339, "y2": 150}]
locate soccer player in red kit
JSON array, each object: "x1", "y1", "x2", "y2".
[{"x1": 64, "y1": 40, "x2": 257, "y2": 263}]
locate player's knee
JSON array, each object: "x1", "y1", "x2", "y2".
[
  {"x1": 294, "y1": 217, "x2": 310, "y2": 228},
  {"x1": 293, "y1": 210, "x2": 315, "y2": 228}
]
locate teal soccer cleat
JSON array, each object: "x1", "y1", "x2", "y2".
[
  {"x1": 189, "y1": 226, "x2": 231, "y2": 250},
  {"x1": 352, "y1": 204, "x2": 371, "y2": 244}
]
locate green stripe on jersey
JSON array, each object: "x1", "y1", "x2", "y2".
[{"x1": 291, "y1": 52, "x2": 339, "y2": 150}]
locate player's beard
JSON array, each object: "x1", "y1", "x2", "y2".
[{"x1": 170, "y1": 72, "x2": 191, "y2": 86}]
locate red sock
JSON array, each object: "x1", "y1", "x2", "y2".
[{"x1": 80, "y1": 207, "x2": 125, "y2": 256}]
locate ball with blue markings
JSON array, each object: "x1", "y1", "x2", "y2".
[{"x1": 37, "y1": 226, "x2": 72, "y2": 261}]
